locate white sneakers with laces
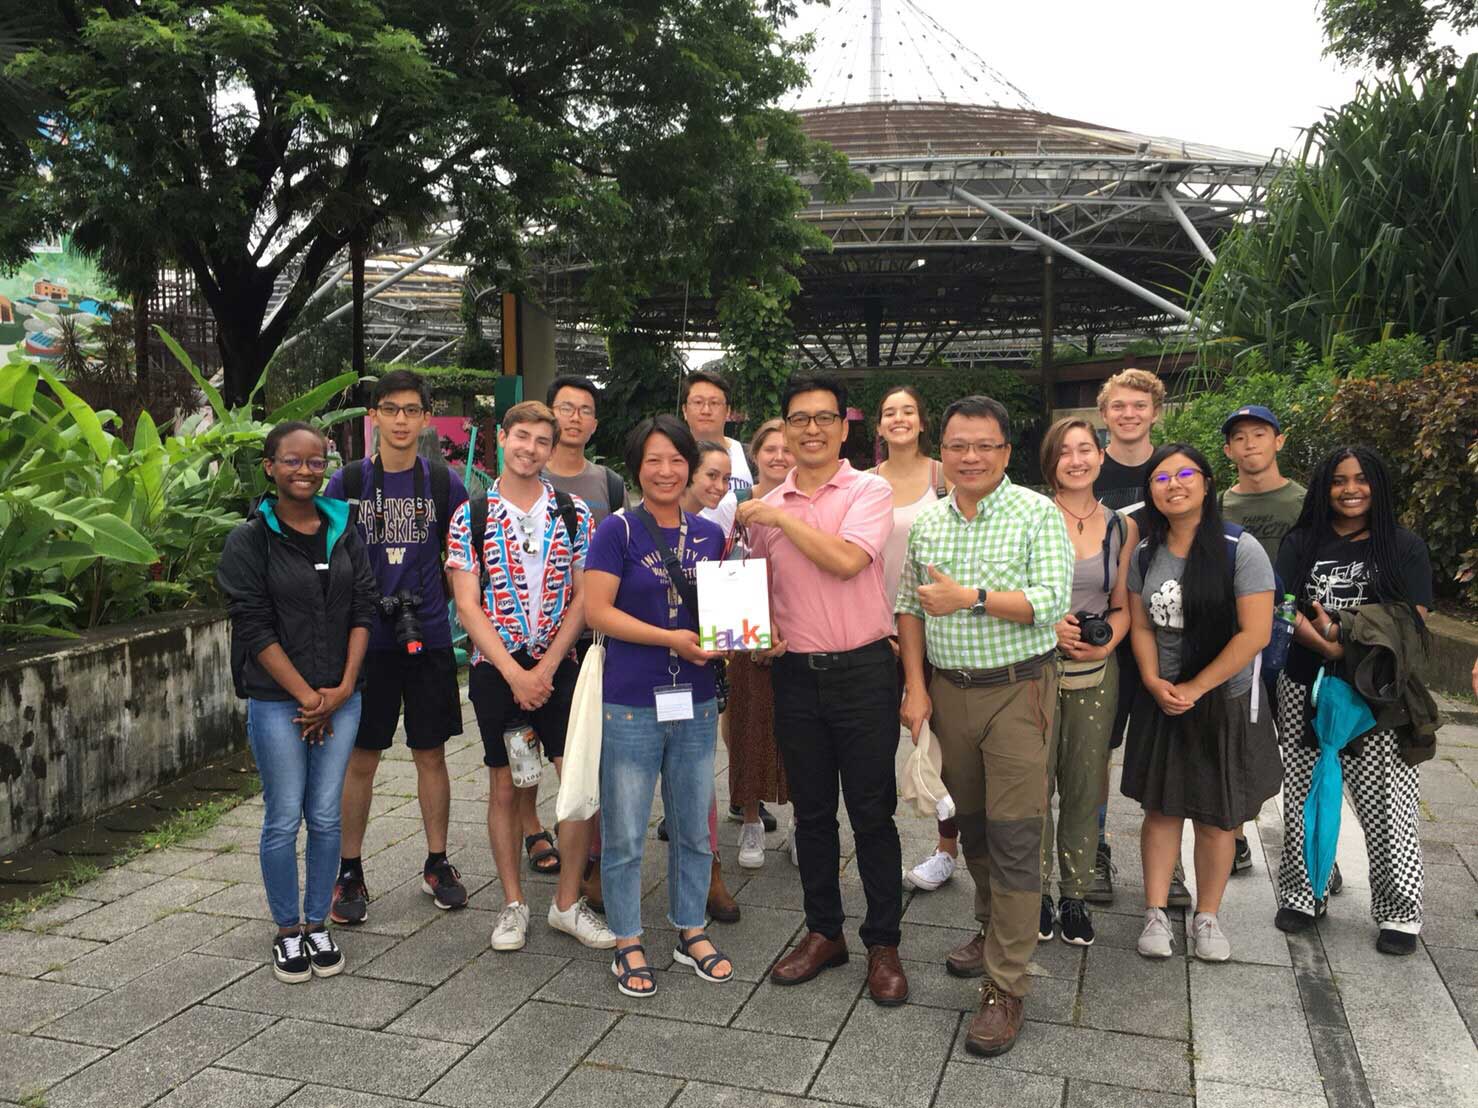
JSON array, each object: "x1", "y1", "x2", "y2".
[
  {"x1": 491, "y1": 901, "x2": 531, "y2": 951},
  {"x1": 1137, "y1": 907, "x2": 1174, "y2": 959},
  {"x1": 737, "y1": 821, "x2": 767, "y2": 869},
  {"x1": 1192, "y1": 912, "x2": 1232, "y2": 962},
  {"x1": 905, "y1": 849, "x2": 957, "y2": 891},
  {"x1": 549, "y1": 897, "x2": 616, "y2": 949}
]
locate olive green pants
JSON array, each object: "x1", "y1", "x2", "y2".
[
  {"x1": 929, "y1": 665, "x2": 1057, "y2": 997},
  {"x1": 1042, "y1": 653, "x2": 1118, "y2": 900}
]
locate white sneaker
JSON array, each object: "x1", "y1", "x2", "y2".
[
  {"x1": 1137, "y1": 907, "x2": 1174, "y2": 959},
  {"x1": 737, "y1": 821, "x2": 766, "y2": 869},
  {"x1": 786, "y1": 820, "x2": 800, "y2": 866},
  {"x1": 549, "y1": 896, "x2": 616, "y2": 949},
  {"x1": 1193, "y1": 912, "x2": 1231, "y2": 962},
  {"x1": 904, "y1": 849, "x2": 957, "y2": 891},
  {"x1": 490, "y1": 901, "x2": 530, "y2": 951}
]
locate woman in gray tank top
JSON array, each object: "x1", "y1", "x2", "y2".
[{"x1": 1037, "y1": 418, "x2": 1138, "y2": 948}]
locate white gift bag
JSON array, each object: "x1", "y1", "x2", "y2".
[{"x1": 555, "y1": 635, "x2": 605, "y2": 824}]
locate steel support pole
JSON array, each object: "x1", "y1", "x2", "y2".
[
  {"x1": 370, "y1": 326, "x2": 407, "y2": 361},
  {"x1": 415, "y1": 338, "x2": 458, "y2": 365},
  {"x1": 1159, "y1": 188, "x2": 1218, "y2": 265},
  {"x1": 388, "y1": 336, "x2": 427, "y2": 365},
  {"x1": 948, "y1": 186, "x2": 1194, "y2": 323},
  {"x1": 1040, "y1": 250, "x2": 1055, "y2": 417}
]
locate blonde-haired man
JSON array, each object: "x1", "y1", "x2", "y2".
[{"x1": 1093, "y1": 369, "x2": 1165, "y2": 513}]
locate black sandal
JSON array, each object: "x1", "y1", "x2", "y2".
[
  {"x1": 673, "y1": 930, "x2": 733, "y2": 983},
  {"x1": 611, "y1": 942, "x2": 657, "y2": 997},
  {"x1": 524, "y1": 831, "x2": 561, "y2": 875}
]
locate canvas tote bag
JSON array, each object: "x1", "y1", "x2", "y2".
[{"x1": 555, "y1": 634, "x2": 605, "y2": 823}]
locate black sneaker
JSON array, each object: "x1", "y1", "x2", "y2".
[
  {"x1": 1057, "y1": 897, "x2": 1095, "y2": 947},
  {"x1": 1232, "y1": 838, "x2": 1253, "y2": 874},
  {"x1": 330, "y1": 875, "x2": 369, "y2": 925},
  {"x1": 1328, "y1": 862, "x2": 1344, "y2": 896},
  {"x1": 1038, "y1": 895, "x2": 1055, "y2": 941},
  {"x1": 272, "y1": 933, "x2": 312, "y2": 983},
  {"x1": 1168, "y1": 861, "x2": 1192, "y2": 909},
  {"x1": 1376, "y1": 928, "x2": 1417, "y2": 956},
  {"x1": 1274, "y1": 907, "x2": 1316, "y2": 934},
  {"x1": 1085, "y1": 843, "x2": 1115, "y2": 905},
  {"x1": 303, "y1": 927, "x2": 345, "y2": 977},
  {"x1": 422, "y1": 859, "x2": 468, "y2": 910},
  {"x1": 728, "y1": 803, "x2": 778, "y2": 832}
]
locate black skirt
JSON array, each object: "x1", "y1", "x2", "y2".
[{"x1": 1120, "y1": 685, "x2": 1282, "y2": 830}]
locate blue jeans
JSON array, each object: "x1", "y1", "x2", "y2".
[
  {"x1": 599, "y1": 700, "x2": 717, "y2": 938},
  {"x1": 247, "y1": 695, "x2": 361, "y2": 926}
]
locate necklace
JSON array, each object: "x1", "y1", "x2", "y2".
[{"x1": 1055, "y1": 495, "x2": 1100, "y2": 534}]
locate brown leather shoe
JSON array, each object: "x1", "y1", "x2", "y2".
[
  {"x1": 581, "y1": 858, "x2": 603, "y2": 913},
  {"x1": 866, "y1": 945, "x2": 909, "y2": 1006},
  {"x1": 770, "y1": 931, "x2": 848, "y2": 985},
  {"x1": 946, "y1": 929, "x2": 986, "y2": 978},
  {"x1": 707, "y1": 857, "x2": 740, "y2": 924},
  {"x1": 964, "y1": 979, "x2": 1024, "y2": 1056}
]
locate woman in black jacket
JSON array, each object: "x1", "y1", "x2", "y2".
[{"x1": 217, "y1": 421, "x2": 378, "y2": 983}]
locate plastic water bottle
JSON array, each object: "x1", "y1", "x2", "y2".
[
  {"x1": 503, "y1": 716, "x2": 542, "y2": 787},
  {"x1": 1265, "y1": 593, "x2": 1297, "y2": 672}
]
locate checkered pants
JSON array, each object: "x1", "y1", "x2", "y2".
[{"x1": 1274, "y1": 672, "x2": 1423, "y2": 925}]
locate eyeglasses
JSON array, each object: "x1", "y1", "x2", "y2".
[
  {"x1": 1151, "y1": 467, "x2": 1204, "y2": 485},
  {"x1": 273, "y1": 455, "x2": 328, "y2": 473},
  {"x1": 784, "y1": 411, "x2": 844, "y2": 429},
  {"x1": 941, "y1": 441, "x2": 1008, "y2": 457},
  {"x1": 377, "y1": 402, "x2": 425, "y2": 419},
  {"x1": 686, "y1": 398, "x2": 727, "y2": 411},
  {"x1": 553, "y1": 402, "x2": 596, "y2": 419}
]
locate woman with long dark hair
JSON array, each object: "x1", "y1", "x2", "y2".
[
  {"x1": 1272, "y1": 446, "x2": 1434, "y2": 955},
  {"x1": 1122, "y1": 443, "x2": 1280, "y2": 963}
]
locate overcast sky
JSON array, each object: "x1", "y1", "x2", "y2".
[{"x1": 784, "y1": 0, "x2": 1478, "y2": 159}]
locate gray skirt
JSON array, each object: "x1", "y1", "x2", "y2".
[{"x1": 1120, "y1": 685, "x2": 1282, "y2": 830}]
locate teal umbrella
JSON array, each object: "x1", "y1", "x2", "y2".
[{"x1": 1302, "y1": 667, "x2": 1376, "y2": 900}]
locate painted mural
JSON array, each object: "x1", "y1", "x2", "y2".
[{"x1": 1, "y1": 236, "x2": 124, "y2": 365}]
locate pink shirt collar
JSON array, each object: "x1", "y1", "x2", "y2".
[{"x1": 775, "y1": 458, "x2": 859, "y2": 499}]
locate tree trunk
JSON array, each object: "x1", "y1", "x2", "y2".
[{"x1": 134, "y1": 274, "x2": 154, "y2": 399}]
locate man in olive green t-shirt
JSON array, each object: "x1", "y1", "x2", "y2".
[{"x1": 1220, "y1": 405, "x2": 1305, "y2": 563}]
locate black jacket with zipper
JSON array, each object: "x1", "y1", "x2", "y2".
[{"x1": 215, "y1": 495, "x2": 380, "y2": 701}]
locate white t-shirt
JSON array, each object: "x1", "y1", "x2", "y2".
[
  {"x1": 701, "y1": 436, "x2": 754, "y2": 540},
  {"x1": 505, "y1": 490, "x2": 550, "y2": 630}
]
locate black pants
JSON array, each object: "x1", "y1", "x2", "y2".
[{"x1": 771, "y1": 641, "x2": 903, "y2": 949}]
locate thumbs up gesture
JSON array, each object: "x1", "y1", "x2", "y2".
[{"x1": 917, "y1": 564, "x2": 976, "y2": 617}]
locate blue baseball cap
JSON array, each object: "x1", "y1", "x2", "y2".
[{"x1": 1221, "y1": 405, "x2": 1281, "y2": 437}]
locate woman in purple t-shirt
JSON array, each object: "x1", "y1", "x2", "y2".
[{"x1": 585, "y1": 415, "x2": 734, "y2": 997}]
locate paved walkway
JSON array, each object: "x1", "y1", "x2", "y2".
[{"x1": 3, "y1": 697, "x2": 1476, "y2": 1108}]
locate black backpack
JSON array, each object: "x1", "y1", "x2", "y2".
[
  {"x1": 468, "y1": 489, "x2": 581, "y2": 596},
  {"x1": 341, "y1": 454, "x2": 452, "y2": 546}
]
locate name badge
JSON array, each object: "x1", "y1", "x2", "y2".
[{"x1": 653, "y1": 683, "x2": 695, "y2": 722}]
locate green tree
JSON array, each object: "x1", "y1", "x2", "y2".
[
  {"x1": 4, "y1": 1, "x2": 853, "y2": 408},
  {"x1": 1322, "y1": 0, "x2": 1478, "y2": 71}
]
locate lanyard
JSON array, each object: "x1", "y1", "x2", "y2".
[
  {"x1": 636, "y1": 503, "x2": 688, "y2": 683},
  {"x1": 370, "y1": 455, "x2": 428, "y2": 545}
]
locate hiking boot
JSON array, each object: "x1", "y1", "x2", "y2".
[
  {"x1": 1192, "y1": 913, "x2": 1231, "y2": 962},
  {"x1": 1085, "y1": 842, "x2": 1115, "y2": 904},
  {"x1": 422, "y1": 859, "x2": 468, "y2": 910},
  {"x1": 303, "y1": 927, "x2": 345, "y2": 977},
  {"x1": 707, "y1": 857, "x2": 740, "y2": 923},
  {"x1": 946, "y1": 929, "x2": 986, "y2": 978},
  {"x1": 330, "y1": 875, "x2": 368, "y2": 925},
  {"x1": 1232, "y1": 837, "x2": 1253, "y2": 874},
  {"x1": 964, "y1": 979, "x2": 1024, "y2": 1057},
  {"x1": 1168, "y1": 860, "x2": 1192, "y2": 908},
  {"x1": 905, "y1": 849, "x2": 956, "y2": 892},
  {"x1": 1038, "y1": 894, "x2": 1055, "y2": 941},
  {"x1": 272, "y1": 933, "x2": 312, "y2": 984},
  {"x1": 1057, "y1": 897, "x2": 1095, "y2": 947},
  {"x1": 1137, "y1": 908, "x2": 1174, "y2": 959}
]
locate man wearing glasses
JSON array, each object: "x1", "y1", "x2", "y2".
[
  {"x1": 681, "y1": 369, "x2": 754, "y2": 536},
  {"x1": 736, "y1": 374, "x2": 908, "y2": 1008},
  {"x1": 896, "y1": 395, "x2": 1073, "y2": 1058},
  {"x1": 325, "y1": 370, "x2": 470, "y2": 925}
]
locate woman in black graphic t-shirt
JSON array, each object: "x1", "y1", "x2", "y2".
[{"x1": 1271, "y1": 446, "x2": 1433, "y2": 955}]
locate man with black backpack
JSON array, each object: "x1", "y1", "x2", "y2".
[
  {"x1": 324, "y1": 369, "x2": 470, "y2": 923},
  {"x1": 447, "y1": 400, "x2": 613, "y2": 952}
]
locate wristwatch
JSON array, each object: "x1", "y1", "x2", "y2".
[{"x1": 969, "y1": 587, "x2": 988, "y2": 615}]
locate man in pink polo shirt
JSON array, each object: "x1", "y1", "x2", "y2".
[{"x1": 736, "y1": 374, "x2": 908, "y2": 1007}]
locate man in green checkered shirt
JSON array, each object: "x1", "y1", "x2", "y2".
[{"x1": 897, "y1": 395, "x2": 1072, "y2": 1059}]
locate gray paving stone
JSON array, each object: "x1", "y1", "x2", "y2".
[
  {"x1": 421, "y1": 999, "x2": 614, "y2": 1108},
  {"x1": 50, "y1": 911, "x2": 240, "y2": 988},
  {"x1": 535, "y1": 955, "x2": 750, "y2": 1025},
  {"x1": 193, "y1": 917, "x2": 400, "y2": 969},
  {"x1": 1420, "y1": 914, "x2": 1478, "y2": 951},
  {"x1": 892, "y1": 922, "x2": 980, "y2": 966},
  {"x1": 188, "y1": 880, "x2": 273, "y2": 920},
  {"x1": 186, "y1": 822, "x2": 266, "y2": 853},
  {"x1": 810, "y1": 998, "x2": 957, "y2": 1108},
  {"x1": 59, "y1": 876, "x2": 231, "y2": 941},
  {"x1": 67, "y1": 867, "x2": 163, "y2": 902},
  {"x1": 45, "y1": 1005, "x2": 273, "y2": 1108},
  {"x1": 899, "y1": 874, "x2": 979, "y2": 929},
  {"x1": 153, "y1": 1067, "x2": 300, "y2": 1108},
  {"x1": 176, "y1": 849, "x2": 269, "y2": 884},
  {"x1": 207, "y1": 964, "x2": 429, "y2": 1029},
  {"x1": 19, "y1": 896, "x2": 106, "y2": 929},
  {"x1": 41, "y1": 951, "x2": 257, "y2": 1048},
  {"x1": 933, "y1": 1062, "x2": 1063, "y2": 1108},
  {"x1": 952, "y1": 1020, "x2": 1192, "y2": 1096},
  {"x1": 1430, "y1": 944, "x2": 1478, "y2": 988},
  {"x1": 1187, "y1": 961, "x2": 1322, "y2": 1094},
  {"x1": 1339, "y1": 961, "x2": 1478, "y2": 1104},
  {"x1": 345, "y1": 875, "x2": 445, "y2": 938},
  {"x1": 596, "y1": 1014, "x2": 830, "y2": 1095},
  {"x1": 0, "y1": 930, "x2": 102, "y2": 977},
  {"x1": 1451, "y1": 983, "x2": 1478, "y2": 1039},
  {"x1": 220, "y1": 1018, "x2": 466, "y2": 1099},
  {"x1": 0, "y1": 1030, "x2": 107, "y2": 1103},
  {"x1": 276, "y1": 1088, "x2": 422, "y2": 1108},
  {"x1": 385, "y1": 950, "x2": 567, "y2": 1045},
  {"x1": 670, "y1": 1083, "x2": 846, "y2": 1108},
  {"x1": 542, "y1": 1063, "x2": 682, "y2": 1108},
  {"x1": 356, "y1": 903, "x2": 499, "y2": 986},
  {"x1": 1062, "y1": 1079, "x2": 1191, "y2": 1107},
  {"x1": 1078, "y1": 942, "x2": 1188, "y2": 1039},
  {"x1": 731, "y1": 959, "x2": 866, "y2": 1040},
  {"x1": 0, "y1": 974, "x2": 105, "y2": 1033},
  {"x1": 122, "y1": 845, "x2": 220, "y2": 876},
  {"x1": 1192, "y1": 1080, "x2": 1327, "y2": 1108},
  {"x1": 1421, "y1": 862, "x2": 1478, "y2": 919}
]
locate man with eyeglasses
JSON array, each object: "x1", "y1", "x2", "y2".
[
  {"x1": 681, "y1": 369, "x2": 754, "y2": 537},
  {"x1": 896, "y1": 395, "x2": 1073, "y2": 1057},
  {"x1": 324, "y1": 369, "x2": 469, "y2": 925},
  {"x1": 736, "y1": 374, "x2": 908, "y2": 1008}
]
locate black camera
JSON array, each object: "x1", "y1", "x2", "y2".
[
  {"x1": 1074, "y1": 611, "x2": 1114, "y2": 648},
  {"x1": 379, "y1": 589, "x2": 425, "y2": 655}
]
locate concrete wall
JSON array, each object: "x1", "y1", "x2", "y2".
[
  {"x1": 0, "y1": 610, "x2": 244, "y2": 857},
  {"x1": 1428, "y1": 612, "x2": 1478, "y2": 702}
]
